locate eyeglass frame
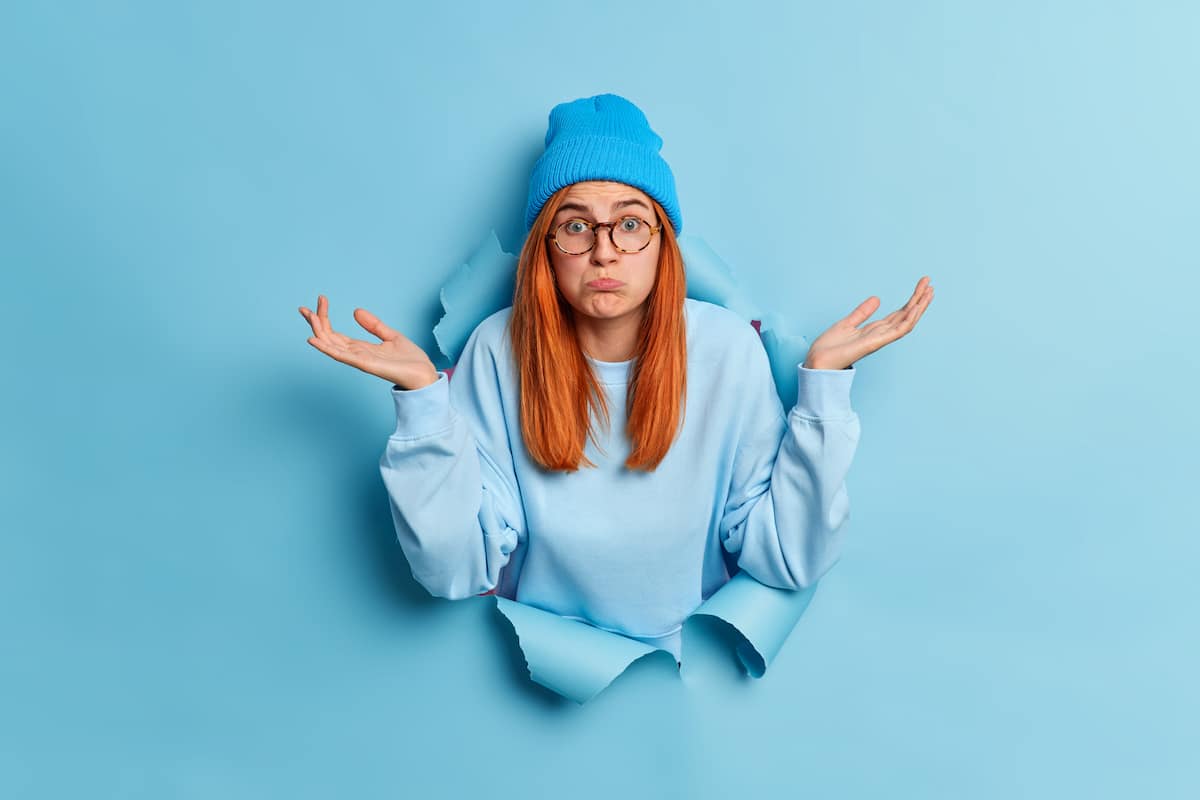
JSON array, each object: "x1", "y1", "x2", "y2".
[{"x1": 545, "y1": 214, "x2": 663, "y2": 255}]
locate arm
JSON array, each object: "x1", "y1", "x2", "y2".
[
  {"x1": 719, "y1": 345, "x2": 861, "y2": 591},
  {"x1": 378, "y1": 323, "x2": 525, "y2": 600}
]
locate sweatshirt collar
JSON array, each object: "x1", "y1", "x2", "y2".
[{"x1": 585, "y1": 353, "x2": 634, "y2": 385}]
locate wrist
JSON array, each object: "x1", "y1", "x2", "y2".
[
  {"x1": 413, "y1": 369, "x2": 440, "y2": 389},
  {"x1": 393, "y1": 366, "x2": 440, "y2": 391}
]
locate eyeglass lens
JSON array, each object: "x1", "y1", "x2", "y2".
[{"x1": 555, "y1": 217, "x2": 652, "y2": 254}]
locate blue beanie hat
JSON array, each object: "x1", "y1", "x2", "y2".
[{"x1": 524, "y1": 93, "x2": 683, "y2": 235}]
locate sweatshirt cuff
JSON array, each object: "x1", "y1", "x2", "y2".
[
  {"x1": 390, "y1": 371, "x2": 453, "y2": 438},
  {"x1": 794, "y1": 364, "x2": 855, "y2": 419}
]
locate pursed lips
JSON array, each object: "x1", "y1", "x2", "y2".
[{"x1": 586, "y1": 278, "x2": 624, "y2": 289}]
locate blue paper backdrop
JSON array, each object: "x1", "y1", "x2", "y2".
[{"x1": 3, "y1": 1, "x2": 1197, "y2": 797}]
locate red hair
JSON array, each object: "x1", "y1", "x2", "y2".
[{"x1": 509, "y1": 186, "x2": 688, "y2": 473}]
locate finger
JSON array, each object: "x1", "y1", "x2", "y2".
[
  {"x1": 859, "y1": 318, "x2": 897, "y2": 339},
  {"x1": 354, "y1": 308, "x2": 399, "y2": 342},
  {"x1": 299, "y1": 306, "x2": 322, "y2": 338},
  {"x1": 299, "y1": 306, "x2": 351, "y2": 346},
  {"x1": 867, "y1": 295, "x2": 917, "y2": 331},
  {"x1": 307, "y1": 334, "x2": 368, "y2": 370},
  {"x1": 323, "y1": 321, "x2": 353, "y2": 346},
  {"x1": 897, "y1": 277, "x2": 931, "y2": 314},
  {"x1": 317, "y1": 295, "x2": 333, "y2": 337},
  {"x1": 846, "y1": 278, "x2": 930, "y2": 330},
  {"x1": 862, "y1": 283, "x2": 933, "y2": 345},
  {"x1": 870, "y1": 291, "x2": 924, "y2": 339},
  {"x1": 307, "y1": 335, "x2": 339, "y2": 359},
  {"x1": 909, "y1": 285, "x2": 934, "y2": 326},
  {"x1": 304, "y1": 299, "x2": 328, "y2": 338},
  {"x1": 316, "y1": 294, "x2": 342, "y2": 340},
  {"x1": 874, "y1": 304, "x2": 909, "y2": 327},
  {"x1": 905, "y1": 283, "x2": 933, "y2": 318},
  {"x1": 860, "y1": 318, "x2": 905, "y2": 348},
  {"x1": 892, "y1": 285, "x2": 934, "y2": 336},
  {"x1": 309, "y1": 298, "x2": 356, "y2": 346},
  {"x1": 844, "y1": 296, "x2": 881, "y2": 328}
]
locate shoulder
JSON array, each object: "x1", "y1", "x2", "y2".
[
  {"x1": 683, "y1": 298, "x2": 782, "y2": 421},
  {"x1": 462, "y1": 306, "x2": 514, "y2": 358},
  {"x1": 684, "y1": 300, "x2": 786, "y2": 425},
  {"x1": 684, "y1": 298, "x2": 766, "y2": 360}
]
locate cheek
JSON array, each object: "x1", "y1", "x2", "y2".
[
  {"x1": 550, "y1": 257, "x2": 581, "y2": 282},
  {"x1": 547, "y1": 254, "x2": 569, "y2": 284},
  {"x1": 636, "y1": 252, "x2": 661, "y2": 285},
  {"x1": 549, "y1": 260, "x2": 586, "y2": 301}
]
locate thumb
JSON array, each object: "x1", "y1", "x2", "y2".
[
  {"x1": 354, "y1": 308, "x2": 399, "y2": 341},
  {"x1": 843, "y1": 296, "x2": 880, "y2": 327}
]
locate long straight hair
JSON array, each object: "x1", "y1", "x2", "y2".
[{"x1": 509, "y1": 186, "x2": 688, "y2": 473}]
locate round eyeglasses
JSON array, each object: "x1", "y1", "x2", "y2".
[{"x1": 546, "y1": 215, "x2": 662, "y2": 255}]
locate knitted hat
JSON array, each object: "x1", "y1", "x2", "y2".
[{"x1": 524, "y1": 93, "x2": 683, "y2": 235}]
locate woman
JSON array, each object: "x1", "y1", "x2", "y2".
[{"x1": 299, "y1": 93, "x2": 933, "y2": 661}]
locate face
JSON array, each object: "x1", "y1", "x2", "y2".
[{"x1": 547, "y1": 181, "x2": 662, "y2": 326}]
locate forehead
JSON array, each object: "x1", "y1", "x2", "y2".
[{"x1": 560, "y1": 180, "x2": 651, "y2": 206}]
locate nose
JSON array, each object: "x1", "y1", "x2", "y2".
[{"x1": 590, "y1": 225, "x2": 619, "y2": 266}]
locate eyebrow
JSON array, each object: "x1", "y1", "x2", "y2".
[{"x1": 555, "y1": 198, "x2": 652, "y2": 217}]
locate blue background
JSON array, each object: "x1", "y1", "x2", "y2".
[{"x1": 3, "y1": 1, "x2": 1197, "y2": 797}]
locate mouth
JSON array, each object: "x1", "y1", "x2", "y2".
[{"x1": 586, "y1": 278, "x2": 625, "y2": 290}]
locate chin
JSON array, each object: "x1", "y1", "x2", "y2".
[{"x1": 579, "y1": 294, "x2": 646, "y2": 318}]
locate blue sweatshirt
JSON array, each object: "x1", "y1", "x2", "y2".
[{"x1": 379, "y1": 298, "x2": 860, "y2": 661}]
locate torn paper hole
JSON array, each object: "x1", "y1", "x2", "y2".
[{"x1": 428, "y1": 229, "x2": 823, "y2": 704}]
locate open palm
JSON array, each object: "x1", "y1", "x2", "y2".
[
  {"x1": 803, "y1": 276, "x2": 935, "y2": 370},
  {"x1": 299, "y1": 295, "x2": 439, "y2": 390}
]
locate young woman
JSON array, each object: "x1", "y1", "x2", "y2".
[{"x1": 299, "y1": 93, "x2": 933, "y2": 661}]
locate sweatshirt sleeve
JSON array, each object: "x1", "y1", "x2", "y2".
[
  {"x1": 378, "y1": 323, "x2": 525, "y2": 600},
  {"x1": 718, "y1": 342, "x2": 861, "y2": 591}
]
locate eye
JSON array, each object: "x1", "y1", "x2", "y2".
[
  {"x1": 619, "y1": 216, "x2": 643, "y2": 232},
  {"x1": 564, "y1": 220, "x2": 589, "y2": 234}
]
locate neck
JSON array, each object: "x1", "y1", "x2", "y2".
[{"x1": 574, "y1": 307, "x2": 645, "y2": 362}]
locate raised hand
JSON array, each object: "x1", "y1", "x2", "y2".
[
  {"x1": 802, "y1": 276, "x2": 934, "y2": 371},
  {"x1": 298, "y1": 295, "x2": 440, "y2": 390}
]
